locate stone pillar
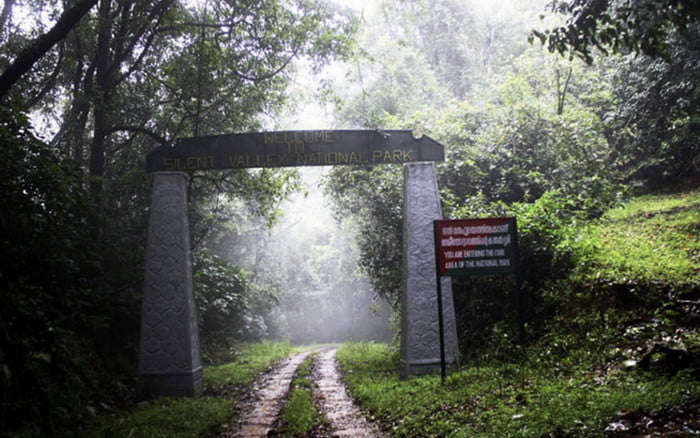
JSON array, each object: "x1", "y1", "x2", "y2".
[
  {"x1": 401, "y1": 162, "x2": 459, "y2": 377},
  {"x1": 137, "y1": 172, "x2": 202, "y2": 398}
]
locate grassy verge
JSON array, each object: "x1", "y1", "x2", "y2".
[
  {"x1": 65, "y1": 397, "x2": 233, "y2": 438},
  {"x1": 204, "y1": 341, "x2": 293, "y2": 390},
  {"x1": 337, "y1": 342, "x2": 698, "y2": 438},
  {"x1": 278, "y1": 352, "x2": 328, "y2": 435},
  {"x1": 337, "y1": 190, "x2": 700, "y2": 437},
  {"x1": 63, "y1": 341, "x2": 292, "y2": 438},
  {"x1": 543, "y1": 188, "x2": 700, "y2": 373},
  {"x1": 571, "y1": 188, "x2": 700, "y2": 285}
]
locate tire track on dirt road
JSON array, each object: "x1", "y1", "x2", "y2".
[
  {"x1": 221, "y1": 351, "x2": 311, "y2": 437},
  {"x1": 314, "y1": 347, "x2": 385, "y2": 438}
]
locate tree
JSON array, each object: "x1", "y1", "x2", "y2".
[
  {"x1": 324, "y1": 165, "x2": 404, "y2": 307},
  {"x1": 382, "y1": 0, "x2": 543, "y2": 96},
  {"x1": 2, "y1": 0, "x2": 356, "y2": 197},
  {"x1": 0, "y1": 0, "x2": 358, "y2": 433},
  {"x1": 531, "y1": 0, "x2": 700, "y2": 63},
  {"x1": 0, "y1": 106, "x2": 110, "y2": 432},
  {"x1": 606, "y1": 40, "x2": 700, "y2": 187},
  {"x1": 531, "y1": 0, "x2": 700, "y2": 186},
  {"x1": 0, "y1": 0, "x2": 98, "y2": 99}
]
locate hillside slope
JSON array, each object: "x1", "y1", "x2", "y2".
[
  {"x1": 337, "y1": 188, "x2": 700, "y2": 438},
  {"x1": 551, "y1": 188, "x2": 700, "y2": 375}
]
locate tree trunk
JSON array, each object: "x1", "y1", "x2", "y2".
[
  {"x1": 0, "y1": 0, "x2": 16, "y2": 39},
  {"x1": 556, "y1": 67, "x2": 573, "y2": 115},
  {"x1": 89, "y1": 0, "x2": 113, "y2": 205}
]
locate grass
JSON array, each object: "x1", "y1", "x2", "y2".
[
  {"x1": 63, "y1": 341, "x2": 293, "y2": 438},
  {"x1": 292, "y1": 343, "x2": 340, "y2": 353},
  {"x1": 336, "y1": 189, "x2": 700, "y2": 437},
  {"x1": 548, "y1": 188, "x2": 700, "y2": 368},
  {"x1": 337, "y1": 342, "x2": 699, "y2": 438},
  {"x1": 204, "y1": 340, "x2": 293, "y2": 390},
  {"x1": 65, "y1": 397, "x2": 233, "y2": 438},
  {"x1": 279, "y1": 352, "x2": 327, "y2": 435},
  {"x1": 571, "y1": 188, "x2": 700, "y2": 286}
]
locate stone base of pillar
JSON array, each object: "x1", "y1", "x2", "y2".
[{"x1": 137, "y1": 368, "x2": 203, "y2": 399}]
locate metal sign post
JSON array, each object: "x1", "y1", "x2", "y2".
[{"x1": 433, "y1": 223, "x2": 448, "y2": 383}]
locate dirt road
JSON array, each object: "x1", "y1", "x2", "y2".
[
  {"x1": 221, "y1": 347, "x2": 384, "y2": 438},
  {"x1": 314, "y1": 347, "x2": 385, "y2": 437}
]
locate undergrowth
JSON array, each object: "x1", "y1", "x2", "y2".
[
  {"x1": 338, "y1": 188, "x2": 700, "y2": 437},
  {"x1": 337, "y1": 342, "x2": 698, "y2": 437},
  {"x1": 539, "y1": 188, "x2": 700, "y2": 373},
  {"x1": 61, "y1": 341, "x2": 292, "y2": 437},
  {"x1": 570, "y1": 188, "x2": 699, "y2": 286},
  {"x1": 204, "y1": 341, "x2": 293, "y2": 390},
  {"x1": 64, "y1": 397, "x2": 232, "y2": 438}
]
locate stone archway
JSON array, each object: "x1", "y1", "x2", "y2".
[{"x1": 137, "y1": 130, "x2": 458, "y2": 398}]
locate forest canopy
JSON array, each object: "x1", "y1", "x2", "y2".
[
  {"x1": 531, "y1": 0, "x2": 700, "y2": 63},
  {"x1": 1, "y1": 0, "x2": 698, "y2": 435},
  {"x1": 0, "y1": 0, "x2": 356, "y2": 433}
]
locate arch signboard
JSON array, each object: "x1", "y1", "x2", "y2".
[
  {"x1": 138, "y1": 130, "x2": 458, "y2": 398},
  {"x1": 146, "y1": 130, "x2": 445, "y2": 172}
]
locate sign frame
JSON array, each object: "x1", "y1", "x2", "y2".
[
  {"x1": 146, "y1": 130, "x2": 445, "y2": 173},
  {"x1": 432, "y1": 217, "x2": 522, "y2": 383},
  {"x1": 434, "y1": 217, "x2": 517, "y2": 277}
]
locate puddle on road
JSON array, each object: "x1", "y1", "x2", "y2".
[
  {"x1": 222, "y1": 352, "x2": 310, "y2": 438},
  {"x1": 314, "y1": 348, "x2": 385, "y2": 438}
]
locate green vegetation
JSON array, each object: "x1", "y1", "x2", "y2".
[
  {"x1": 338, "y1": 342, "x2": 697, "y2": 437},
  {"x1": 204, "y1": 341, "x2": 293, "y2": 390},
  {"x1": 337, "y1": 189, "x2": 700, "y2": 437},
  {"x1": 2, "y1": 0, "x2": 700, "y2": 434},
  {"x1": 58, "y1": 341, "x2": 291, "y2": 438},
  {"x1": 65, "y1": 397, "x2": 232, "y2": 438},
  {"x1": 573, "y1": 189, "x2": 700, "y2": 285},
  {"x1": 279, "y1": 353, "x2": 327, "y2": 435},
  {"x1": 0, "y1": 0, "x2": 355, "y2": 433}
]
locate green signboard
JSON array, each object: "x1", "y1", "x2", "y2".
[{"x1": 146, "y1": 130, "x2": 445, "y2": 173}]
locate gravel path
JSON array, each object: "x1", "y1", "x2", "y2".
[{"x1": 314, "y1": 347, "x2": 385, "y2": 438}]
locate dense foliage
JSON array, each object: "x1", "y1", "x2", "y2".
[
  {"x1": 194, "y1": 250, "x2": 280, "y2": 363},
  {"x1": 531, "y1": 0, "x2": 700, "y2": 63},
  {"x1": 0, "y1": 106, "x2": 138, "y2": 433},
  {"x1": 324, "y1": 0, "x2": 700, "y2": 356},
  {"x1": 0, "y1": 0, "x2": 355, "y2": 434}
]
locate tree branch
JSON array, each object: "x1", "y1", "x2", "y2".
[
  {"x1": 0, "y1": 0, "x2": 15, "y2": 35},
  {"x1": 234, "y1": 49, "x2": 299, "y2": 82},
  {"x1": 0, "y1": 0, "x2": 99, "y2": 100},
  {"x1": 25, "y1": 43, "x2": 66, "y2": 109},
  {"x1": 105, "y1": 125, "x2": 170, "y2": 146},
  {"x1": 109, "y1": 0, "x2": 176, "y2": 86}
]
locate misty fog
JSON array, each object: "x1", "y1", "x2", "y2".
[{"x1": 236, "y1": 168, "x2": 393, "y2": 345}]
